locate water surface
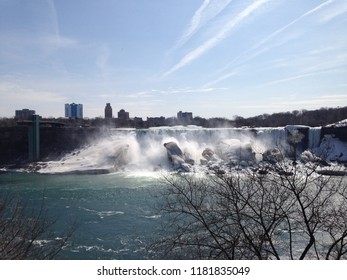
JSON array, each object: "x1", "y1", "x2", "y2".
[{"x1": 0, "y1": 172, "x2": 163, "y2": 259}]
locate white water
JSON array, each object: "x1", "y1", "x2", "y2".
[
  {"x1": 37, "y1": 126, "x2": 342, "y2": 174},
  {"x1": 308, "y1": 127, "x2": 321, "y2": 150}
]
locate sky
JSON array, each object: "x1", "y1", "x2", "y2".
[{"x1": 1, "y1": 0, "x2": 347, "y2": 119}]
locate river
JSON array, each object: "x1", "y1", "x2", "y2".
[{"x1": 0, "y1": 172, "x2": 162, "y2": 259}]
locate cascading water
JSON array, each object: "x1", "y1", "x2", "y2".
[
  {"x1": 38, "y1": 126, "x2": 327, "y2": 174},
  {"x1": 308, "y1": 127, "x2": 322, "y2": 150}
]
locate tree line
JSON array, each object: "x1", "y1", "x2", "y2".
[
  {"x1": 233, "y1": 106, "x2": 347, "y2": 127},
  {"x1": 1, "y1": 106, "x2": 346, "y2": 128}
]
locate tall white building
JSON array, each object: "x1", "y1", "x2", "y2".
[{"x1": 65, "y1": 103, "x2": 83, "y2": 119}]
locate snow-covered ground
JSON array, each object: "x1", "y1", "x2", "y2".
[
  {"x1": 316, "y1": 136, "x2": 347, "y2": 162},
  {"x1": 326, "y1": 119, "x2": 347, "y2": 127}
]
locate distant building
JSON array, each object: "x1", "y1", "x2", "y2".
[
  {"x1": 177, "y1": 111, "x2": 193, "y2": 124},
  {"x1": 65, "y1": 103, "x2": 83, "y2": 119},
  {"x1": 15, "y1": 109, "x2": 36, "y2": 120},
  {"x1": 147, "y1": 116, "x2": 166, "y2": 127},
  {"x1": 118, "y1": 109, "x2": 129, "y2": 120},
  {"x1": 133, "y1": 117, "x2": 144, "y2": 127},
  {"x1": 105, "y1": 103, "x2": 113, "y2": 118}
]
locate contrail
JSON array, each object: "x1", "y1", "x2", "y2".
[
  {"x1": 213, "y1": 0, "x2": 335, "y2": 76},
  {"x1": 202, "y1": 71, "x2": 237, "y2": 88},
  {"x1": 174, "y1": 0, "x2": 210, "y2": 49},
  {"x1": 174, "y1": 0, "x2": 233, "y2": 49},
  {"x1": 164, "y1": 0, "x2": 271, "y2": 76},
  {"x1": 319, "y1": 0, "x2": 347, "y2": 22},
  {"x1": 250, "y1": 0, "x2": 335, "y2": 52}
]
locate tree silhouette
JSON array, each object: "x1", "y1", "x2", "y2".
[
  {"x1": 155, "y1": 164, "x2": 347, "y2": 259},
  {"x1": 0, "y1": 192, "x2": 76, "y2": 259}
]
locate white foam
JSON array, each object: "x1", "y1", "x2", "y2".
[{"x1": 37, "y1": 126, "x2": 329, "y2": 174}]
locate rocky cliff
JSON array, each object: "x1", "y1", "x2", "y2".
[{"x1": 0, "y1": 126, "x2": 103, "y2": 167}]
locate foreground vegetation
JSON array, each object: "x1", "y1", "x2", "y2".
[
  {"x1": 0, "y1": 193, "x2": 75, "y2": 259},
  {"x1": 155, "y1": 163, "x2": 347, "y2": 259}
]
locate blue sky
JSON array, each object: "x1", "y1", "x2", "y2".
[{"x1": 1, "y1": 0, "x2": 347, "y2": 119}]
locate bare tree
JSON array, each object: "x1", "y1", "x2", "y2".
[
  {"x1": 0, "y1": 192, "x2": 76, "y2": 259},
  {"x1": 155, "y1": 164, "x2": 347, "y2": 259}
]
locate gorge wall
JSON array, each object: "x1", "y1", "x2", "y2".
[{"x1": 0, "y1": 126, "x2": 103, "y2": 167}]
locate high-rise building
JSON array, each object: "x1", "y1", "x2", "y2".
[
  {"x1": 65, "y1": 103, "x2": 83, "y2": 119},
  {"x1": 15, "y1": 109, "x2": 36, "y2": 120},
  {"x1": 105, "y1": 103, "x2": 113, "y2": 118}
]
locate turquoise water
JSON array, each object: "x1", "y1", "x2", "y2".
[{"x1": 0, "y1": 172, "x2": 163, "y2": 259}]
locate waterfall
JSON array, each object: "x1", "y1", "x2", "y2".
[
  {"x1": 308, "y1": 127, "x2": 321, "y2": 150},
  {"x1": 255, "y1": 127, "x2": 288, "y2": 151},
  {"x1": 37, "y1": 126, "x2": 295, "y2": 174}
]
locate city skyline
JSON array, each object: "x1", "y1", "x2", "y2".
[
  {"x1": 12, "y1": 103, "x2": 194, "y2": 121},
  {"x1": 1, "y1": 0, "x2": 347, "y2": 119}
]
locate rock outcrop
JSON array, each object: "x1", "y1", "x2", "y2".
[
  {"x1": 262, "y1": 148, "x2": 284, "y2": 163},
  {"x1": 164, "y1": 142, "x2": 194, "y2": 172},
  {"x1": 215, "y1": 139, "x2": 256, "y2": 165}
]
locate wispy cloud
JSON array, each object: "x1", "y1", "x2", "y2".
[
  {"x1": 202, "y1": 0, "x2": 341, "y2": 90},
  {"x1": 96, "y1": 44, "x2": 111, "y2": 71},
  {"x1": 260, "y1": 44, "x2": 347, "y2": 87},
  {"x1": 164, "y1": 0, "x2": 271, "y2": 76},
  {"x1": 237, "y1": 94, "x2": 347, "y2": 113},
  {"x1": 248, "y1": 0, "x2": 335, "y2": 52},
  {"x1": 173, "y1": 0, "x2": 233, "y2": 49},
  {"x1": 40, "y1": 0, "x2": 79, "y2": 51},
  {"x1": 42, "y1": 35, "x2": 79, "y2": 50},
  {"x1": 128, "y1": 87, "x2": 227, "y2": 98},
  {"x1": 174, "y1": 0, "x2": 210, "y2": 49},
  {"x1": 214, "y1": 0, "x2": 335, "y2": 74},
  {"x1": 0, "y1": 82, "x2": 67, "y2": 103},
  {"x1": 261, "y1": 72, "x2": 326, "y2": 87},
  {"x1": 319, "y1": 0, "x2": 347, "y2": 23},
  {"x1": 0, "y1": 82, "x2": 68, "y2": 117},
  {"x1": 278, "y1": 94, "x2": 347, "y2": 108},
  {"x1": 202, "y1": 71, "x2": 238, "y2": 88},
  {"x1": 0, "y1": 0, "x2": 78, "y2": 58}
]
